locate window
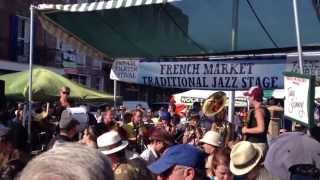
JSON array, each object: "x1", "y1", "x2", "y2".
[
  {"x1": 92, "y1": 59, "x2": 101, "y2": 70},
  {"x1": 94, "y1": 77, "x2": 101, "y2": 90},
  {"x1": 16, "y1": 15, "x2": 30, "y2": 62},
  {"x1": 79, "y1": 75, "x2": 87, "y2": 86},
  {"x1": 57, "y1": 39, "x2": 77, "y2": 65},
  {"x1": 67, "y1": 74, "x2": 87, "y2": 86},
  {"x1": 75, "y1": 51, "x2": 86, "y2": 67},
  {"x1": 57, "y1": 39, "x2": 86, "y2": 68}
]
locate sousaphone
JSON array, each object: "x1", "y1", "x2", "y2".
[{"x1": 202, "y1": 91, "x2": 227, "y2": 119}]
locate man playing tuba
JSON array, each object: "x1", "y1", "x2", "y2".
[{"x1": 203, "y1": 91, "x2": 235, "y2": 147}]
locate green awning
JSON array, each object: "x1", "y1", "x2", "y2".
[
  {"x1": 0, "y1": 67, "x2": 118, "y2": 102},
  {"x1": 36, "y1": 0, "x2": 320, "y2": 60}
]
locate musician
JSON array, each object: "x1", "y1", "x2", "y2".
[
  {"x1": 118, "y1": 105, "x2": 126, "y2": 122},
  {"x1": 143, "y1": 109, "x2": 154, "y2": 124},
  {"x1": 242, "y1": 86, "x2": 270, "y2": 155},
  {"x1": 140, "y1": 129, "x2": 173, "y2": 165},
  {"x1": 122, "y1": 109, "x2": 148, "y2": 153},
  {"x1": 53, "y1": 86, "x2": 73, "y2": 121},
  {"x1": 169, "y1": 114, "x2": 182, "y2": 138},
  {"x1": 211, "y1": 108, "x2": 234, "y2": 148},
  {"x1": 95, "y1": 110, "x2": 117, "y2": 135},
  {"x1": 123, "y1": 109, "x2": 143, "y2": 139},
  {"x1": 202, "y1": 91, "x2": 234, "y2": 147},
  {"x1": 182, "y1": 112, "x2": 203, "y2": 146}
]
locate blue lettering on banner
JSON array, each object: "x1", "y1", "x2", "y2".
[{"x1": 111, "y1": 58, "x2": 287, "y2": 90}]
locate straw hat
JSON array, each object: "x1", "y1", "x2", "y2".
[
  {"x1": 230, "y1": 141, "x2": 263, "y2": 176},
  {"x1": 199, "y1": 131, "x2": 222, "y2": 147},
  {"x1": 97, "y1": 131, "x2": 128, "y2": 155}
]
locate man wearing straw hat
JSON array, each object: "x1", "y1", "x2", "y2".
[
  {"x1": 230, "y1": 141, "x2": 279, "y2": 180},
  {"x1": 199, "y1": 130, "x2": 223, "y2": 179},
  {"x1": 97, "y1": 130, "x2": 152, "y2": 180}
]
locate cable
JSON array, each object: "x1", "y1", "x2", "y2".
[{"x1": 246, "y1": 0, "x2": 279, "y2": 48}]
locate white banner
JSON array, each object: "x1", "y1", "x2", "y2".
[
  {"x1": 110, "y1": 57, "x2": 287, "y2": 90},
  {"x1": 284, "y1": 75, "x2": 311, "y2": 125},
  {"x1": 173, "y1": 90, "x2": 247, "y2": 106}
]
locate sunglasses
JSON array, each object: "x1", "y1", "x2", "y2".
[{"x1": 62, "y1": 91, "x2": 70, "y2": 95}]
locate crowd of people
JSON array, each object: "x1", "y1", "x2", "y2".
[{"x1": 0, "y1": 85, "x2": 320, "y2": 180}]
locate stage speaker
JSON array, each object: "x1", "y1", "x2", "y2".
[{"x1": 0, "y1": 80, "x2": 5, "y2": 109}]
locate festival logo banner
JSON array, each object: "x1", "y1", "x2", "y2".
[
  {"x1": 110, "y1": 57, "x2": 287, "y2": 90},
  {"x1": 110, "y1": 59, "x2": 139, "y2": 82}
]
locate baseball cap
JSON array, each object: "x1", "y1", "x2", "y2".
[
  {"x1": 244, "y1": 86, "x2": 263, "y2": 101},
  {"x1": 59, "y1": 110, "x2": 80, "y2": 129},
  {"x1": 159, "y1": 112, "x2": 171, "y2": 122},
  {"x1": 148, "y1": 144, "x2": 205, "y2": 174}
]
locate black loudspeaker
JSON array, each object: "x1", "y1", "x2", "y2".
[{"x1": 0, "y1": 80, "x2": 5, "y2": 109}]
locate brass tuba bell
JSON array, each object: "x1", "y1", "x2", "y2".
[{"x1": 202, "y1": 91, "x2": 227, "y2": 119}]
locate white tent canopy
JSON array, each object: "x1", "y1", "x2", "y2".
[{"x1": 173, "y1": 90, "x2": 247, "y2": 107}]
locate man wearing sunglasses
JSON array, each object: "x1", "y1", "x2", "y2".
[
  {"x1": 53, "y1": 86, "x2": 73, "y2": 121},
  {"x1": 148, "y1": 144, "x2": 208, "y2": 180}
]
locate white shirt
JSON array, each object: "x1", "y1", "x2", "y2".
[{"x1": 140, "y1": 145, "x2": 158, "y2": 165}]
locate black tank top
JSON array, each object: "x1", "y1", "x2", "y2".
[{"x1": 247, "y1": 107, "x2": 270, "y2": 143}]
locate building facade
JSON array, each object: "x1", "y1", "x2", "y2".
[
  {"x1": 0, "y1": 0, "x2": 184, "y2": 104},
  {"x1": 0, "y1": 0, "x2": 112, "y2": 91}
]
